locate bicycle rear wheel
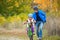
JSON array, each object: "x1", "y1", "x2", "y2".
[{"x1": 30, "y1": 35, "x2": 33, "y2": 40}]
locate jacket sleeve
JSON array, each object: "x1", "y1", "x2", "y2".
[
  {"x1": 39, "y1": 10, "x2": 46, "y2": 22},
  {"x1": 41, "y1": 10, "x2": 46, "y2": 19}
]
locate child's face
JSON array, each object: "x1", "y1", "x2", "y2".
[{"x1": 29, "y1": 17, "x2": 32, "y2": 19}]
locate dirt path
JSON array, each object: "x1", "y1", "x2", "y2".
[
  {"x1": 0, "y1": 29, "x2": 26, "y2": 35},
  {"x1": 0, "y1": 36, "x2": 24, "y2": 40},
  {"x1": 0, "y1": 29, "x2": 29, "y2": 40}
]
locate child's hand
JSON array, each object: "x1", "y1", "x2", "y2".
[
  {"x1": 23, "y1": 21, "x2": 27, "y2": 24},
  {"x1": 21, "y1": 22, "x2": 25, "y2": 26},
  {"x1": 33, "y1": 19, "x2": 36, "y2": 23},
  {"x1": 22, "y1": 22, "x2": 25, "y2": 25},
  {"x1": 22, "y1": 22, "x2": 27, "y2": 25},
  {"x1": 23, "y1": 22, "x2": 26, "y2": 24}
]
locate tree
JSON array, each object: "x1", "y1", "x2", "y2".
[
  {"x1": 57, "y1": 0, "x2": 60, "y2": 10},
  {"x1": 0, "y1": 0, "x2": 33, "y2": 18}
]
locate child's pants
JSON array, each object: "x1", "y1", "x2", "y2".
[
  {"x1": 27, "y1": 26, "x2": 34, "y2": 33},
  {"x1": 31, "y1": 26, "x2": 34, "y2": 33}
]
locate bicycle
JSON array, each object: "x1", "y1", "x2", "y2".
[{"x1": 27, "y1": 23, "x2": 34, "y2": 40}]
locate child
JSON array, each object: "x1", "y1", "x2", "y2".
[{"x1": 24, "y1": 14, "x2": 36, "y2": 35}]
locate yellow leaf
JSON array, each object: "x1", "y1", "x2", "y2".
[{"x1": 15, "y1": 1, "x2": 19, "y2": 7}]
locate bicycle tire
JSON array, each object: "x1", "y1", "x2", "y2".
[{"x1": 27, "y1": 27, "x2": 33, "y2": 40}]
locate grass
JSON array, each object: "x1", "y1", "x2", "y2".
[
  {"x1": 0, "y1": 33, "x2": 60, "y2": 40},
  {"x1": 43, "y1": 36, "x2": 60, "y2": 40}
]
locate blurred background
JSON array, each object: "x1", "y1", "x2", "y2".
[{"x1": 0, "y1": 0, "x2": 60, "y2": 40}]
